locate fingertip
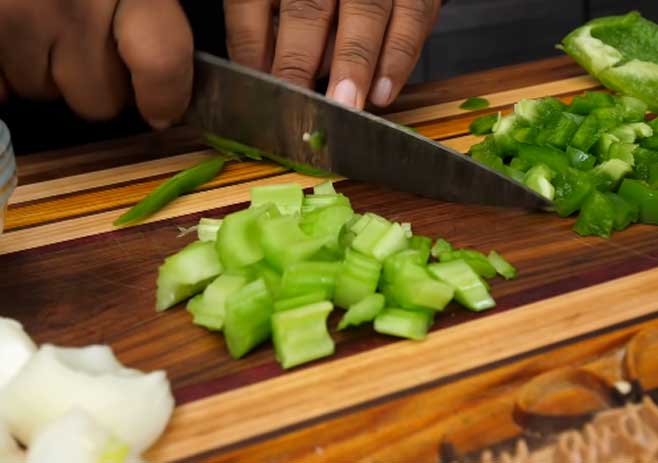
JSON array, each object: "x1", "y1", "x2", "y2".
[{"x1": 369, "y1": 76, "x2": 393, "y2": 107}]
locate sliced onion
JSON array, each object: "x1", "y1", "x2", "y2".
[
  {"x1": 0, "y1": 344, "x2": 174, "y2": 454},
  {"x1": 26, "y1": 408, "x2": 143, "y2": 463},
  {"x1": 0, "y1": 420, "x2": 24, "y2": 463},
  {"x1": 0, "y1": 317, "x2": 36, "y2": 389}
]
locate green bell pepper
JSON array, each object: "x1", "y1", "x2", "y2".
[
  {"x1": 573, "y1": 191, "x2": 616, "y2": 238},
  {"x1": 618, "y1": 178, "x2": 658, "y2": 224}
]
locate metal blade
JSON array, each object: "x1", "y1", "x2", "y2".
[{"x1": 186, "y1": 51, "x2": 552, "y2": 210}]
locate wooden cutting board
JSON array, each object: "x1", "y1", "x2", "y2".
[{"x1": 2, "y1": 56, "x2": 658, "y2": 462}]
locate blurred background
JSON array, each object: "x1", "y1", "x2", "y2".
[{"x1": 4, "y1": 0, "x2": 658, "y2": 154}]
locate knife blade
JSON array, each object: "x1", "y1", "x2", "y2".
[{"x1": 186, "y1": 51, "x2": 551, "y2": 210}]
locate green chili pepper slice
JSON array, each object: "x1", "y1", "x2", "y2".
[
  {"x1": 114, "y1": 156, "x2": 226, "y2": 227},
  {"x1": 460, "y1": 97, "x2": 491, "y2": 111}
]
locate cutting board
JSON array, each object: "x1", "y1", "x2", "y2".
[{"x1": 2, "y1": 56, "x2": 658, "y2": 462}]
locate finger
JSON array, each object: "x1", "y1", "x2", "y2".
[
  {"x1": 51, "y1": 1, "x2": 130, "y2": 120},
  {"x1": 326, "y1": 0, "x2": 393, "y2": 109},
  {"x1": 271, "y1": 0, "x2": 336, "y2": 89},
  {"x1": 0, "y1": 6, "x2": 58, "y2": 99},
  {"x1": 114, "y1": 0, "x2": 194, "y2": 128},
  {"x1": 317, "y1": 23, "x2": 336, "y2": 79},
  {"x1": 224, "y1": 0, "x2": 274, "y2": 72},
  {"x1": 369, "y1": 0, "x2": 438, "y2": 107}
]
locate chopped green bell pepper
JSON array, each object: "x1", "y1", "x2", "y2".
[
  {"x1": 566, "y1": 146, "x2": 596, "y2": 171},
  {"x1": 469, "y1": 113, "x2": 500, "y2": 136},
  {"x1": 553, "y1": 168, "x2": 594, "y2": 217},
  {"x1": 568, "y1": 92, "x2": 616, "y2": 115},
  {"x1": 573, "y1": 191, "x2": 616, "y2": 238},
  {"x1": 604, "y1": 192, "x2": 640, "y2": 231},
  {"x1": 524, "y1": 164, "x2": 556, "y2": 200},
  {"x1": 618, "y1": 178, "x2": 658, "y2": 224}
]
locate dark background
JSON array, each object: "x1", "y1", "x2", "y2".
[{"x1": 4, "y1": 0, "x2": 658, "y2": 155}]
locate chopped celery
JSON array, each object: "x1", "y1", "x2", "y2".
[
  {"x1": 382, "y1": 250, "x2": 424, "y2": 284},
  {"x1": 431, "y1": 238, "x2": 454, "y2": 259},
  {"x1": 197, "y1": 218, "x2": 223, "y2": 242},
  {"x1": 272, "y1": 301, "x2": 335, "y2": 369},
  {"x1": 351, "y1": 213, "x2": 391, "y2": 255},
  {"x1": 301, "y1": 193, "x2": 351, "y2": 215},
  {"x1": 259, "y1": 215, "x2": 329, "y2": 271},
  {"x1": 224, "y1": 278, "x2": 273, "y2": 359},
  {"x1": 334, "y1": 249, "x2": 382, "y2": 308},
  {"x1": 370, "y1": 222, "x2": 410, "y2": 262},
  {"x1": 278, "y1": 261, "x2": 340, "y2": 299},
  {"x1": 428, "y1": 260, "x2": 495, "y2": 311},
  {"x1": 274, "y1": 290, "x2": 328, "y2": 312},
  {"x1": 300, "y1": 205, "x2": 354, "y2": 253},
  {"x1": 250, "y1": 183, "x2": 303, "y2": 215},
  {"x1": 156, "y1": 241, "x2": 223, "y2": 311},
  {"x1": 390, "y1": 263, "x2": 454, "y2": 311},
  {"x1": 374, "y1": 308, "x2": 434, "y2": 341},
  {"x1": 338, "y1": 294, "x2": 386, "y2": 330},
  {"x1": 186, "y1": 274, "x2": 247, "y2": 330},
  {"x1": 408, "y1": 235, "x2": 432, "y2": 263},
  {"x1": 439, "y1": 249, "x2": 497, "y2": 279},
  {"x1": 313, "y1": 181, "x2": 337, "y2": 195},
  {"x1": 487, "y1": 251, "x2": 518, "y2": 280},
  {"x1": 216, "y1": 204, "x2": 275, "y2": 270}
]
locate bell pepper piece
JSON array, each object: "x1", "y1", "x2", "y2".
[
  {"x1": 553, "y1": 168, "x2": 594, "y2": 217},
  {"x1": 216, "y1": 204, "x2": 275, "y2": 270},
  {"x1": 439, "y1": 249, "x2": 498, "y2": 279},
  {"x1": 271, "y1": 301, "x2": 335, "y2": 369},
  {"x1": 469, "y1": 113, "x2": 500, "y2": 136},
  {"x1": 409, "y1": 235, "x2": 432, "y2": 264},
  {"x1": 197, "y1": 218, "x2": 222, "y2": 242},
  {"x1": 568, "y1": 92, "x2": 616, "y2": 115},
  {"x1": 334, "y1": 249, "x2": 382, "y2": 308},
  {"x1": 608, "y1": 142, "x2": 637, "y2": 166},
  {"x1": 640, "y1": 134, "x2": 658, "y2": 150},
  {"x1": 509, "y1": 157, "x2": 532, "y2": 173},
  {"x1": 186, "y1": 274, "x2": 247, "y2": 330},
  {"x1": 224, "y1": 278, "x2": 273, "y2": 359},
  {"x1": 591, "y1": 159, "x2": 632, "y2": 191},
  {"x1": 560, "y1": 12, "x2": 658, "y2": 111},
  {"x1": 374, "y1": 308, "x2": 434, "y2": 341},
  {"x1": 571, "y1": 107, "x2": 624, "y2": 152},
  {"x1": 428, "y1": 260, "x2": 495, "y2": 312},
  {"x1": 469, "y1": 136, "x2": 505, "y2": 171},
  {"x1": 604, "y1": 192, "x2": 639, "y2": 231},
  {"x1": 250, "y1": 183, "x2": 303, "y2": 216},
  {"x1": 650, "y1": 164, "x2": 658, "y2": 189},
  {"x1": 539, "y1": 113, "x2": 583, "y2": 149},
  {"x1": 493, "y1": 114, "x2": 527, "y2": 156},
  {"x1": 617, "y1": 95, "x2": 648, "y2": 122},
  {"x1": 515, "y1": 98, "x2": 565, "y2": 127},
  {"x1": 618, "y1": 179, "x2": 658, "y2": 224},
  {"x1": 517, "y1": 144, "x2": 570, "y2": 172},
  {"x1": 524, "y1": 164, "x2": 556, "y2": 200},
  {"x1": 487, "y1": 251, "x2": 518, "y2": 280},
  {"x1": 631, "y1": 148, "x2": 658, "y2": 181},
  {"x1": 460, "y1": 97, "x2": 490, "y2": 111},
  {"x1": 431, "y1": 238, "x2": 454, "y2": 259},
  {"x1": 566, "y1": 146, "x2": 596, "y2": 171},
  {"x1": 513, "y1": 127, "x2": 539, "y2": 145},
  {"x1": 278, "y1": 261, "x2": 340, "y2": 299},
  {"x1": 573, "y1": 191, "x2": 616, "y2": 238},
  {"x1": 156, "y1": 240, "x2": 223, "y2": 311},
  {"x1": 259, "y1": 215, "x2": 329, "y2": 271},
  {"x1": 593, "y1": 133, "x2": 620, "y2": 159},
  {"x1": 390, "y1": 263, "x2": 454, "y2": 312},
  {"x1": 337, "y1": 293, "x2": 386, "y2": 330}
]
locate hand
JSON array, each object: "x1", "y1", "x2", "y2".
[
  {"x1": 224, "y1": 0, "x2": 441, "y2": 109},
  {"x1": 0, "y1": 0, "x2": 194, "y2": 129}
]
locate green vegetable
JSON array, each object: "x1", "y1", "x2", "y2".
[
  {"x1": 408, "y1": 235, "x2": 432, "y2": 264},
  {"x1": 303, "y1": 130, "x2": 326, "y2": 151},
  {"x1": 389, "y1": 263, "x2": 454, "y2": 312},
  {"x1": 313, "y1": 181, "x2": 336, "y2": 195},
  {"x1": 428, "y1": 260, "x2": 495, "y2": 311},
  {"x1": 250, "y1": 183, "x2": 303, "y2": 215},
  {"x1": 460, "y1": 97, "x2": 490, "y2": 111},
  {"x1": 273, "y1": 290, "x2": 328, "y2": 312},
  {"x1": 573, "y1": 191, "x2": 616, "y2": 238},
  {"x1": 114, "y1": 157, "x2": 225, "y2": 226},
  {"x1": 334, "y1": 248, "x2": 382, "y2": 308},
  {"x1": 338, "y1": 294, "x2": 386, "y2": 330},
  {"x1": 374, "y1": 308, "x2": 434, "y2": 341},
  {"x1": 216, "y1": 204, "x2": 275, "y2": 270},
  {"x1": 431, "y1": 238, "x2": 453, "y2": 259},
  {"x1": 487, "y1": 251, "x2": 518, "y2": 280},
  {"x1": 197, "y1": 218, "x2": 222, "y2": 242},
  {"x1": 469, "y1": 113, "x2": 500, "y2": 135},
  {"x1": 618, "y1": 178, "x2": 658, "y2": 224},
  {"x1": 559, "y1": 12, "x2": 658, "y2": 110},
  {"x1": 272, "y1": 301, "x2": 334, "y2": 369},
  {"x1": 604, "y1": 192, "x2": 639, "y2": 231},
  {"x1": 278, "y1": 261, "x2": 339, "y2": 299},
  {"x1": 156, "y1": 241, "x2": 223, "y2": 311},
  {"x1": 566, "y1": 146, "x2": 596, "y2": 171},
  {"x1": 259, "y1": 215, "x2": 329, "y2": 271},
  {"x1": 524, "y1": 164, "x2": 556, "y2": 200},
  {"x1": 439, "y1": 249, "x2": 497, "y2": 279},
  {"x1": 224, "y1": 278, "x2": 273, "y2": 358},
  {"x1": 553, "y1": 168, "x2": 594, "y2": 217},
  {"x1": 187, "y1": 274, "x2": 247, "y2": 330},
  {"x1": 568, "y1": 92, "x2": 616, "y2": 115}
]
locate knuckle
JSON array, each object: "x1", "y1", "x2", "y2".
[
  {"x1": 274, "y1": 49, "x2": 316, "y2": 84},
  {"x1": 120, "y1": 33, "x2": 193, "y2": 81},
  {"x1": 280, "y1": 0, "x2": 334, "y2": 22},
  {"x1": 227, "y1": 29, "x2": 264, "y2": 64},
  {"x1": 341, "y1": 0, "x2": 392, "y2": 19},
  {"x1": 387, "y1": 30, "x2": 421, "y2": 62},
  {"x1": 336, "y1": 37, "x2": 376, "y2": 68},
  {"x1": 396, "y1": 0, "x2": 434, "y2": 25}
]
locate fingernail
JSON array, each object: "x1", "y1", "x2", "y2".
[
  {"x1": 332, "y1": 79, "x2": 358, "y2": 108},
  {"x1": 149, "y1": 119, "x2": 172, "y2": 130},
  {"x1": 370, "y1": 77, "x2": 393, "y2": 107}
]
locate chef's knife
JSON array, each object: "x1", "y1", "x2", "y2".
[{"x1": 186, "y1": 51, "x2": 551, "y2": 210}]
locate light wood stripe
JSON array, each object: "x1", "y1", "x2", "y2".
[
  {"x1": 5, "y1": 161, "x2": 287, "y2": 231},
  {"x1": 11, "y1": 150, "x2": 217, "y2": 205},
  {"x1": 146, "y1": 267, "x2": 658, "y2": 462},
  {"x1": 0, "y1": 173, "x2": 336, "y2": 255},
  {"x1": 387, "y1": 76, "x2": 600, "y2": 126}
]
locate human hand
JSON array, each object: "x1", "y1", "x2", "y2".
[
  {"x1": 0, "y1": 0, "x2": 193, "y2": 129},
  {"x1": 224, "y1": 0, "x2": 442, "y2": 109}
]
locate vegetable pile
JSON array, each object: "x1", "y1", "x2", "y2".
[
  {"x1": 468, "y1": 91, "x2": 658, "y2": 238},
  {"x1": 156, "y1": 182, "x2": 517, "y2": 369},
  {"x1": 0, "y1": 317, "x2": 174, "y2": 463}
]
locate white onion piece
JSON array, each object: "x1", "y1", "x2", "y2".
[
  {"x1": 0, "y1": 344, "x2": 174, "y2": 454},
  {"x1": 0, "y1": 317, "x2": 36, "y2": 389},
  {"x1": 0, "y1": 421, "x2": 24, "y2": 463},
  {"x1": 26, "y1": 408, "x2": 143, "y2": 463}
]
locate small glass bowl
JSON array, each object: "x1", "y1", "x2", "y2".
[{"x1": 0, "y1": 120, "x2": 16, "y2": 234}]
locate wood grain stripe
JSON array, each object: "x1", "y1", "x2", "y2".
[
  {"x1": 5, "y1": 161, "x2": 287, "y2": 231},
  {"x1": 145, "y1": 267, "x2": 658, "y2": 462},
  {"x1": 387, "y1": 76, "x2": 600, "y2": 126},
  {"x1": 0, "y1": 172, "x2": 336, "y2": 255},
  {"x1": 11, "y1": 150, "x2": 218, "y2": 205}
]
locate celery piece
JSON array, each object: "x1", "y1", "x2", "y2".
[
  {"x1": 224, "y1": 278, "x2": 273, "y2": 359},
  {"x1": 313, "y1": 181, "x2": 336, "y2": 195},
  {"x1": 274, "y1": 290, "x2": 329, "y2": 312},
  {"x1": 487, "y1": 251, "x2": 518, "y2": 280},
  {"x1": 250, "y1": 183, "x2": 303, "y2": 216},
  {"x1": 156, "y1": 241, "x2": 223, "y2": 311},
  {"x1": 197, "y1": 218, "x2": 223, "y2": 242},
  {"x1": 431, "y1": 238, "x2": 454, "y2": 259},
  {"x1": 186, "y1": 274, "x2": 248, "y2": 330},
  {"x1": 351, "y1": 213, "x2": 391, "y2": 256},
  {"x1": 439, "y1": 249, "x2": 497, "y2": 279},
  {"x1": 408, "y1": 235, "x2": 432, "y2": 263},
  {"x1": 272, "y1": 301, "x2": 335, "y2": 369},
  {"x1": 301, "y1": 193, "x2": 351, "y2": 214},
  {"x1": 216, "y1": 204, "x2": 275, "y2": 270},
  {"x1": 259, "y1": 215, "x2": 329, "y2": 271},
  {"x1": 428, "y1": 260, "x2": 495, "y2": 311},
  {"x1": 278, "y1": 261, "x2": 340, "y2": 299},
  {"x1": 608, "y1": 142, "x2": 637, "y2": 166},
  {"x1": 338, "y1": 294, "x2": 386, "y2": 330},
  {"x1": 617, "y1": 95, "x2": 648, "y2": 122},
  {"x1": 370, "y1": 222, "x2": 410, "y2": 262},
  {"x1": 374, "y1": 308, "x2": 434, "y2": 341},
  {"x1": 390, "y1": 263, "x2": 454, "y2": 311},
  {"x1": 334, "y1": 249, "x2": 382, "y2": 308},
  {"x1": 300, "y1": 205, "x2": 354, "y2": 253}
]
